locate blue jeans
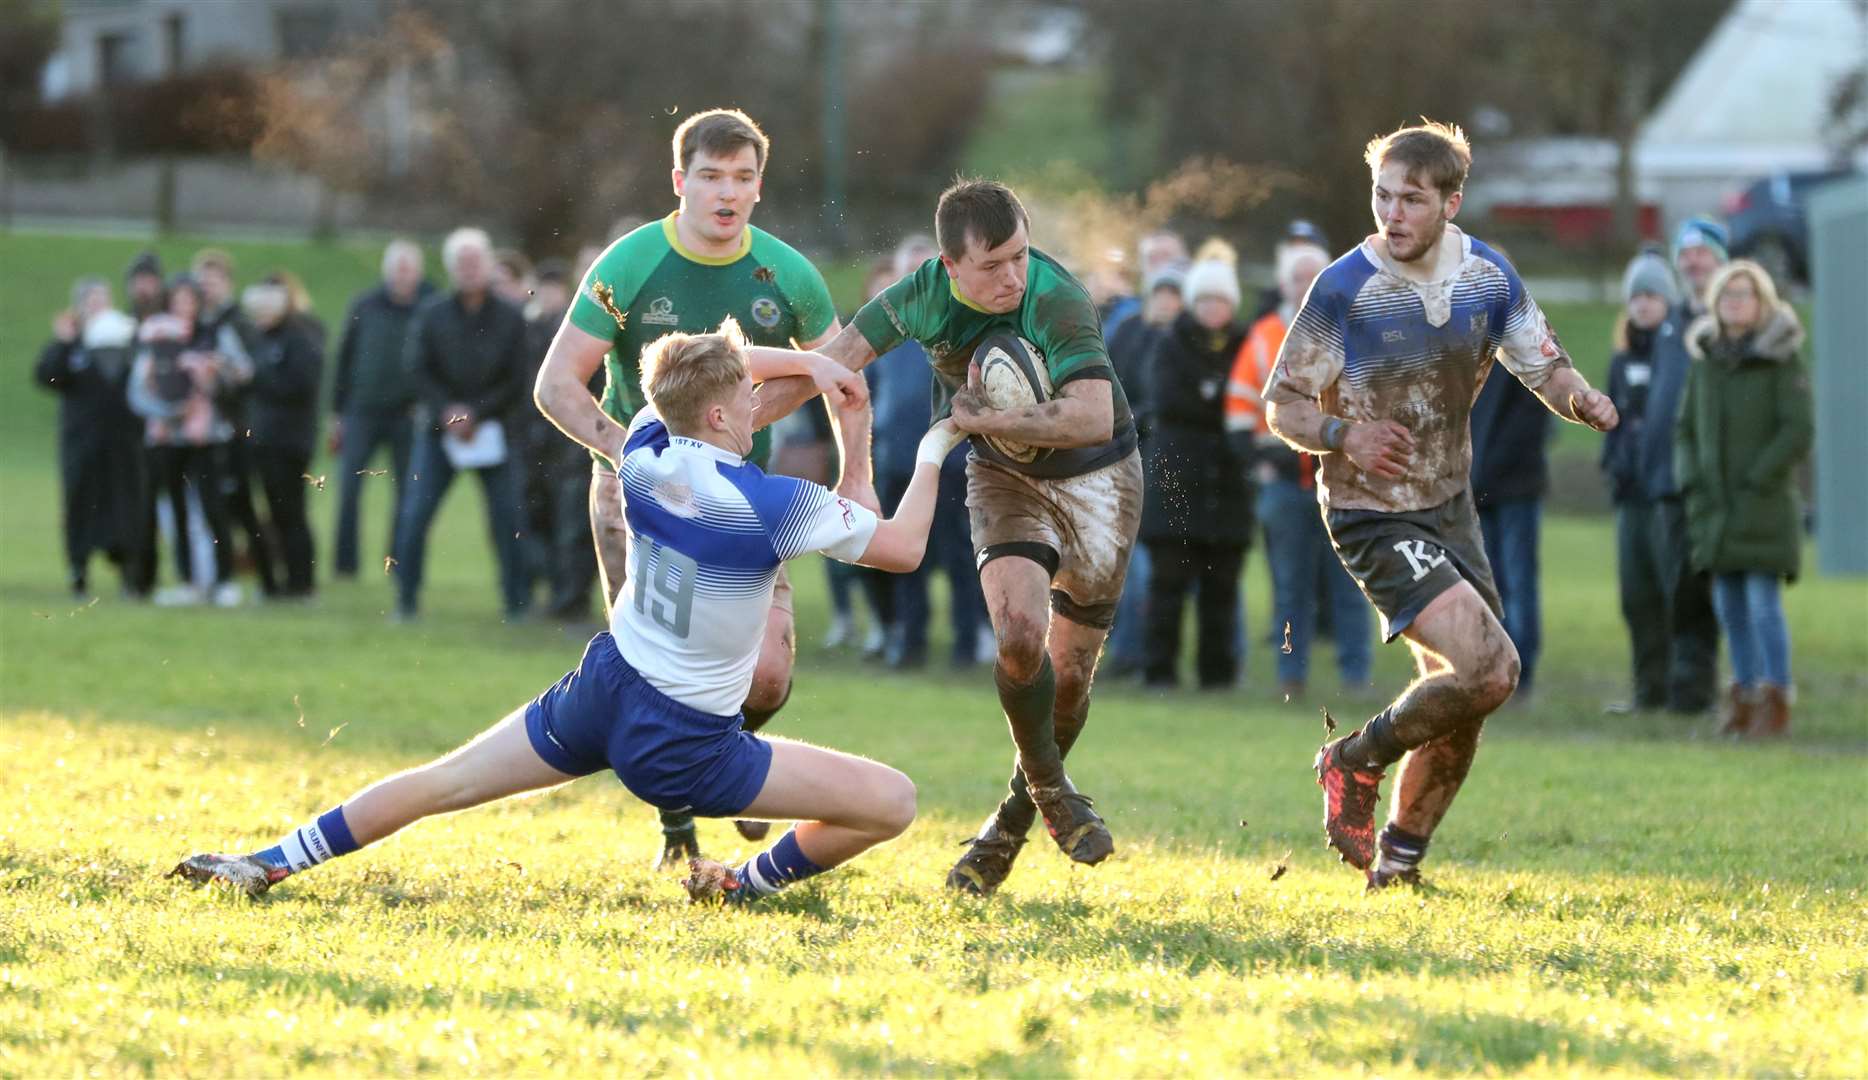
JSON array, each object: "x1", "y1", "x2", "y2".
[
  {"x1": 333, "y1": 407, "x2": 413, "y2": 576},
  {"x1": 393, "y1": 428, "x2": 526, "y2": 616},
  {"x1": 1477, "y1": 497, "x2": 1543, "y2": 694},
  {"x1": 1107, "y1": 542, "x2": 1151, "y2": 668},
  {"x1": 1710, "y1": 572, "x2": 1791, "y2": 688},
  {"x1": 1258, "y1": 479, "x2": 1371, "y2": 687}
]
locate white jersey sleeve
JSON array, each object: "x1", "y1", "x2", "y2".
[{"x1": 765, "y1": 476, "x2": 879, "y2": 563}]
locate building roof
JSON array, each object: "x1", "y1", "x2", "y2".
[{"x1": 1637, "y1": 0, "x2": 1868, "y2": 176}]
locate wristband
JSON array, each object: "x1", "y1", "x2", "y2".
[
  {"x1": 916, "y1": 422, "x2": 968, "y2": 467},
  {"x1": 1321, "y1": 417, "x2": 1348, "y2": 452}
]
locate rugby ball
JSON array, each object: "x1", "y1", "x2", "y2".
[{"x1": 972, "y1": 334, "x2": 1053, "y2": 465}]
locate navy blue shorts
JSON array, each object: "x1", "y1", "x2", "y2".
[{"x1": 524, "y1": 633, "x2": 773, "y2": 817}]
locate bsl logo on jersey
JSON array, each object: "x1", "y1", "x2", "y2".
[{"x1": 643, "y1": 297, "x2": 680, "y2": 326}]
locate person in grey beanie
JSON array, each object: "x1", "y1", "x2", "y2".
[{"x1": 1601, "y1": 246, "x2": 1682, "y2": 712}]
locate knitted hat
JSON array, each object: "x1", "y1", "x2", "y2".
[
  {"x1": 1143, "y1": 264, "x2": 1186, "y2": 295},
  {"x1": 1671, "y1": 217, "x2": 1729, "y2": 263},
  {"x1": 1183, "y1": 258, "x2": 1240, "y2": 307},
  {"x1": 125, "y1": 250, "x2": 162, "y2": 281},
  {"x1": 1621, "y1": 247, "x2": 1680, "y2": 305}
]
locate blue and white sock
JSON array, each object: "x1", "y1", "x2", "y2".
[
  {"x1": 255, "y1": 807, "x2": 360, "y2": 874},
  {"x1": 734, "y1": 828, "x2": 826, "y2": 899},
  {"x1": 1375, "y1": 823, "x2": 1429, "y2": 876}
]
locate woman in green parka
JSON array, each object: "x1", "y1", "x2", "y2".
[{"x1": 1676, "y1": 259, "x2": 1813, "y2": 737}]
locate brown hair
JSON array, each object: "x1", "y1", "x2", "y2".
[
  {"x1": 1364, "y1": 120, "x2": 1472, "y2": 198},
  {"x1": 639, "y1": 318, "x2": 750, "y2": 432},
  {"x1": 936, "y1": 178, "x2": 1028, "y2": 260},
  {"x1": 672, "y1": 109, "x2": 769, "y2": 173}
]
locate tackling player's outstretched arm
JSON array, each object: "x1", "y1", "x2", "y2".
[
  {"x1": 949, "y1": 367, "x2": 1115, "y2": 448},
  {"x1": 851, "y1": 419, "x2": 967, "y2": 572},
  {"x1": 749, "y1": 321, "x2": 880, "y2": 510},
  {"x1": 748, "y1": 322, "x2": 878, "y2": 431}
]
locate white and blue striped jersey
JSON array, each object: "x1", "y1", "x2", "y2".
[
  {"x1": 1265, "y1": 226, "x2": 1571, "y2": 513},
  {"x1": 611, "y1": 410, "x2": 878, "y2": 716}
]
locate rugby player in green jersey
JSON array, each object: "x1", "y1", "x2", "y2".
[
  {"x1": 533, "y1": 109, "x2": 870, "y2": 869},
  {"x1": 756, "y1": 180, "x2": 1144, "y2": 894}
]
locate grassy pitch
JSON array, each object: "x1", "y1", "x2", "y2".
[{"x1": 2, "y1": 231, "x2": 1865, "y2": 1076}]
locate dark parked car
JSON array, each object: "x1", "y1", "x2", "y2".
[{"x1": 1724, "y1": 168, "x2": 1860, "y2": 285}]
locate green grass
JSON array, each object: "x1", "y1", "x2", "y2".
[{"x1": 3, "y1": 230, "x2": 1867, "y2": 1076}]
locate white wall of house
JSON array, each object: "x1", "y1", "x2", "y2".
[{"x1": 50, "y1": 0, "x2": 371, "y2": 98}]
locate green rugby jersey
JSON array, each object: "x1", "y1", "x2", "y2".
[
  {"x1": 568, "y1": 212, "x2": 837, "y2": 468},
  {"x1": 851, "y1": 247, "x2": 1137, "y2": 478}
]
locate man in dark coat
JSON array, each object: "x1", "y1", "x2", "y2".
[
  {"x1": 34, "y1": 278, "x2": 148, "y2": 598},
  {"x1": 1140, "y1": 257, "x2": 1251, "y2": 689},
  {"x1": 329, "y1": 239, "x2": 434, "y2": 579},
  {"x1": 1636, "y1": 218, "x2": 1728, "y2": 713},
  {"x1": 392, "y1": 227, "x2": 531, "y2": 620}
]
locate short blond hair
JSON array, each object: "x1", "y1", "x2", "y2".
[
  {"x1": 640, "y1": 318, "x2": 750, "y2": 432},
  {"x1": 1365, "y1": 120, "x2": 1472, "y2": 198}
]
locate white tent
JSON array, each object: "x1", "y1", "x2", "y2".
[{"x1": 1636, "y1": 0, "x2": 1867, "y2": 225}]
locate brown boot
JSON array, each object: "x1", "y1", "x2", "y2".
[
  {"x1": 1718, "y1": 684, "x2": 1756, "y2": 737},
  {"x1": 1752, "y1": 685, "x2": 1791, "y2": 738}
]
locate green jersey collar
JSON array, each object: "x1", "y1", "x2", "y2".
[
  {"x1": 948, "y1": 273, "x2": 993, "y2": 314},
  {"x1": 664, "y1": 211, "x2": 752, "y2": 266}
]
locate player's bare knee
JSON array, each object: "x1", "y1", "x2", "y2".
[
  {"x1": 1473, "y1": 641, "x2": 1521, "y2": 712},
  {"x1": 873, "y1": 771, "x2": 918, "y2": 839},
  {"x1": 994, "y1": 614, "x2": 1047, "y2": 680}
]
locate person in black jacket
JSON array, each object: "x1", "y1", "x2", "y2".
[
  {"x1": 1600, "y1": 248, "x2": 1681, "y2": 712},
  {"x1": 391, "y1": 227, "x2": 531, "y2": 620},
  {"x1": 1102, "y1": 265, "x2": 1183, "y2": 678},
  {"x1": 1140, "y1": 257, "x2": 1251, "y2": 689},
  {"x1": 330, "y1": 240, "x2": 433, "y2": 579},
  {"x1": 514, "y1": 258, "x2": 599, "y2": 620},
  {"x1": 34, "y1": 277, "x2": 149, "y2": 598},
  {"x1": 242, "y1": 277, "x2": 325, "y2": 598},
  {"x1": 1468, "y1": 334, "x2": 1553, "y2": 702}
]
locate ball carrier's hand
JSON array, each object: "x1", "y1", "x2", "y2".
[
  {"x1": 1340, "y1": 419, "x2": 1415, "y2": 479},
  {"x1": 948, "y1": 360, "x2": 996, "y2": 435}
]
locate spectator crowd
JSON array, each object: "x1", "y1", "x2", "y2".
[{"x1": 35, "y1": 213, "x2": 1814, "y2": 735}]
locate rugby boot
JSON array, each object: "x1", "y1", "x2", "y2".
[
  {"x1": 1028, "y1": 776, "x2": 1114, "y2": 865},
  {"x1": 653, "y1": 823, "x2": 702, "y2": 872},
  {"x1": 682, "y1": 858, "x2": 747, "y2": 904},
  {"x1": 945, "y1": 815, "x2": 1030, "y2": 896},
  {"x1": 733, "y1": 819, "x2": 773, "y2": 842},
  {"x1": 167, "y1": 853, "x2": 289, "y2": 898},
  {"x1": 1365, "y1": 865, "x2": 1424, "y2": 893},
  {"x1": 1314, "y1": 735, "x2": 1385, "y2": 870}
]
